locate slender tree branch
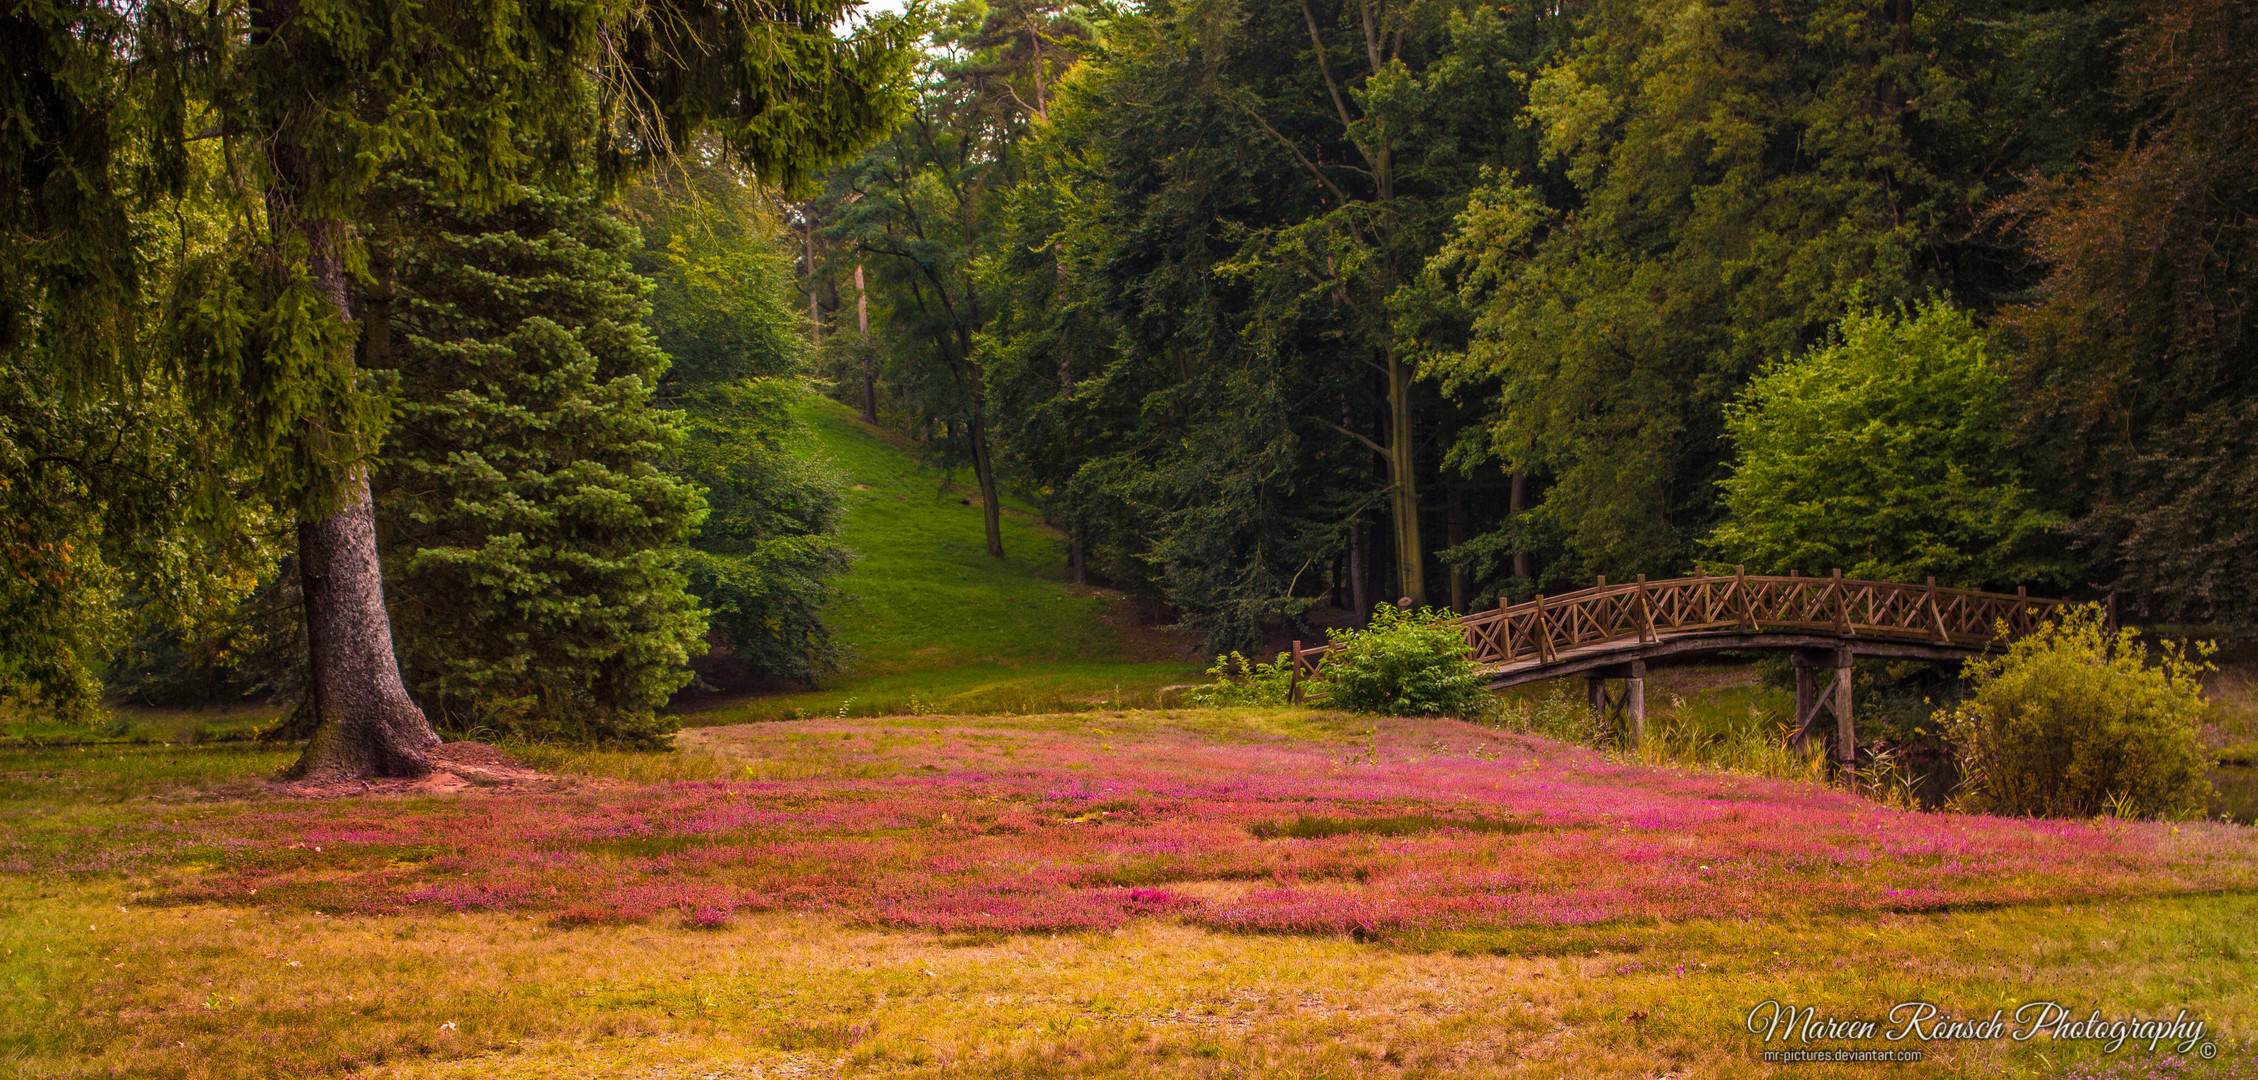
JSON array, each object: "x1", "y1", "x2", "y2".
[
  {"x1": 1218, "y1": 93, "x2": 1351, "y2": 205},
  {"x1": 1325, "y1": 419, "x2": 1390, "y2": 456},
  {"x1": 1357, "y1": 0, "x2": 1384, "y2": 74},
  {"x1": 1300, "y1": 0, "x2": 1377, "y2": 174}
]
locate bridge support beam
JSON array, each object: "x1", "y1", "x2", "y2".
[
  {"x1": 1833, "y1": 648, "x2": 1855, "y2": 784},
  {"x1": 1625, "y1": 661, "x2": 1645, "y2": 750},
  {"x1": 1791, "y1": 648, "x2": 1856, "y2": 784},
  {"x1": 1584, "y1": 661, "x2": 1646, "y2": 750}
]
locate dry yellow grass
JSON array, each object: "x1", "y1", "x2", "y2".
[{"x1": 7, "y1": 875, "x2": 2255, "y2": 1079}]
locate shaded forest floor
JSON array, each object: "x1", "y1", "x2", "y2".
[
  {"x1": 674, "y1": 396, "x2": 1203, "y2": 725},
  {"x1": 5, "y1": 710, "x2": 2258, "y2": 1078}
]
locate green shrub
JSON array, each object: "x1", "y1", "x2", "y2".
[
  {"x1": 1707, "y1": 297, "x2": 2064, "y2": 587},
  {"x1": 1315, "y1": 605, "x2": 1492, "y2": 717},
  {"x1": 1939, "y1": 604, "x2": 2213, "y2": 820},
  {"x1": 1185, "y1": 652, "x2": 1295, "y2": 707}
]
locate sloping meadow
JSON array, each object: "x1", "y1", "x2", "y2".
[{"x1": 35, "y1": 709, "x2": 2258, "y2": 937}]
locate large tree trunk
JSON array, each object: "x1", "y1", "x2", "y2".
[
  {"x1": 282, "y1": 218, "x2": 439, "y2": 781},
  {"x1": 252, "y1": 0, "x2": 438, "y2": 781},
  {"x1": 806, "y1": 211, "x2": 822, "y2": 346},
  {"x1": 1384, "y1": 344, "x2": 1425, "y2": 605},
  {"x1": 1348, "y1": 520, "x2": 1369, "y2": 621},
  {"x1": 969, "y1": 407, "x2": 1005, "y2": 558},
  {"x1": 287, "y1": 468, "x2": 441, "y2": 780}
]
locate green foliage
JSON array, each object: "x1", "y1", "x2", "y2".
[
  {"x1": 627, "y1": 163, "x2": 854, "y2": 687},
  {"x1": 1939, "y1": 605, "x2": 2214, "y2": 820},
  {"x1": 1, "y1": 308, "x2": 273, "y2": 724},
  {"x1": 670, "y1": 381, "x2": 853, "y2": 687},
  {"x1": 1424, "y1": 0, "x2": 2129, "y2": 583},
  {"x1": 670, "y1": 392, "x2": 1207, "y2": 724},
  {"x1": 372, "y1": 180, "x2": 705, "y2": 746},
  {"x1": 821, "y1": 3, "x2": 1100, "y2": 564},
  {"x1": 1708, "y1": 299, "x2": 2065, "y2": 587},
  {"x1": 976, "y1": 1, "x2": 1572, "y2": 647},
  {"x1": 1316, "y1": 605, "x2": 1490, "y2": 717},
  {"x1": 1997, "y1": 0, "x2": 2258, "y2": 625},
  {"x1": 3, "y1": 0, "x2": 918, "y2": 754},
  {"x1": 1185, "y1": 653, "x2": 1295, "y2": 708}
]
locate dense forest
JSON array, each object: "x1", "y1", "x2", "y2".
[
  {"x1": 810, "y1": 0, "x2": 2256, "y2": 653},
  {"x1": 3, "y1": 0, "x2": 2253, "y2": 774}
]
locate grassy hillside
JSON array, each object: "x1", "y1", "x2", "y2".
[{"x1": 679, "y1": 395, "x2": 1201, "y2": 724}]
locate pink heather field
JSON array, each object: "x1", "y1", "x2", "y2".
[{"x1": 4, "y1": 706, "x2": 2257, "y2": 1079}]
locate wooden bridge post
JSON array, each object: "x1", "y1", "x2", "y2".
[
  {"x1": 1533, "y1": 593, "x2": 1556, "y2": 663},
  {"x1": 1289, "y1": 640, "x2": 1304, "y2": 705},
  {"x1": 1495, "y1": 596, "x2": 1513, "y2": 661},
  {"x1": 1832, "y1": 645, "x2": 1856, "y2": 784},
  {"x1": 1635, "y1": 574, "x2": 1655, "y2": 642},
  {"x1": 1625, "y1": 660, "x2": 1645, "y2": 750},
  {"x1": 1830, "y1": 568, "x2": 1848, "y2": 635}
]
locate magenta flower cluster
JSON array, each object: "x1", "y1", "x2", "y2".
[{"x1": 85, "y1": 716, "x2": 2258, "y2": 935}]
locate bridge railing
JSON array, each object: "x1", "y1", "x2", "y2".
[{"x1": 1291, "y1": 571, "x2": 2072, "y2": 681}]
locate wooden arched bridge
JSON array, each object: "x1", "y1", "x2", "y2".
[{"x1": 1290, "y1": 570, "x2": 2082, "y2": 778}]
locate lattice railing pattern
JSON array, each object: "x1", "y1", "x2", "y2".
[{"x1": 1294, "y1": 573, "x2": 2072, "y2": 680}]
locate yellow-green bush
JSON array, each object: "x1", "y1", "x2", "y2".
[{"x1": 1940, "y1": 605, "x2": 2213, "y2": 819}]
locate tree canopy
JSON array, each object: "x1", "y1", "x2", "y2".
[{"x1": 8, "y1": 0, "x2": 2257, "y2": 750}]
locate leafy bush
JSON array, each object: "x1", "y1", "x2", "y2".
[
  {"x1": 1315, "y1": 605, "x2": 1491, "y2": 717},
  {"x1": 1185, "y1": 652, "x2": 1295, "y2": 707},
  {"x1": 1708, "y1": 298, "x2": 2064, "y2": 587},
  {"x1": 1939, "y1": 605, "x2": 2213, "y2": 819}
]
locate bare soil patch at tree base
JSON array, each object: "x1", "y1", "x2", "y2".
[{"x1": 271, "y1": 740, "x2": 555, "y2": 799}]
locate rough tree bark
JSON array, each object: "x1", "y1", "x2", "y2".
[
  {"x1": 289, "y1": 469, "x2": 442, "y2": 779},
  {"x1": 281, "y1": 218, "x2": 440, "y2": 781},
  {"x1": 1384, "y1": 341, "x2": 1425, "y2": 604}
]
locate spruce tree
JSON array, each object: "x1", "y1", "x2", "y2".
[{"x1": 370, "y1": 180, "x2": 706, "y2": 746}]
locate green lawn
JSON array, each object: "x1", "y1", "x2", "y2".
[{"x1": 677, "y1": 396, "x2": 1201, "y2": 724}]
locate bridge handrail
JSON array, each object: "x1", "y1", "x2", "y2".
[{"x1": 1291, "y1": 572, "x2": 2073, "y2": 681}]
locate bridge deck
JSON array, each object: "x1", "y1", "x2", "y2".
[{"x1": 1476, "y1": 630, "x2": 1985, "y2": 689}]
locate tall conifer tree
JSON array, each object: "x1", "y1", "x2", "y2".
[{"x1": 371, "y1": 180, "x2": 707, "y2": 746}]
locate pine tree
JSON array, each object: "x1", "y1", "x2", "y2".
[{"x1": 369, "y1": 180, "x2": 707, "y2": 746}]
